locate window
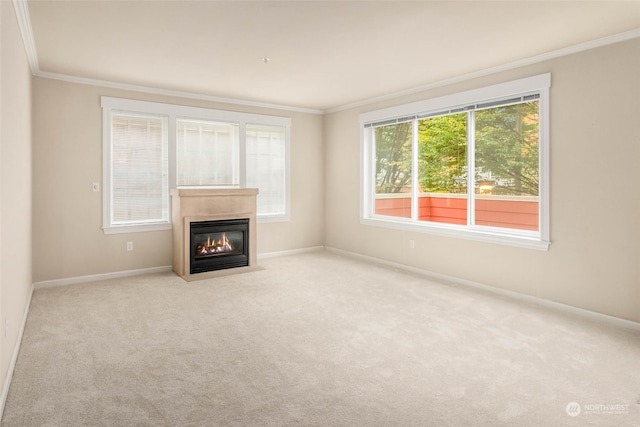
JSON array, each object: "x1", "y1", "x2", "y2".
[
  {"x1": 177, "y1": 118, "x2": 240, "y2": 187},
  {"x1": 110, "y1": 111, "x2": 169, "y2": 226},
  {"x1": 102, "y1": 97, "x2": 291, "y2": 234},
  {"x1": 361, "y1": 74, "x2": 550, "y2": 250},
  {"x1": 246, "y1": 124, "x2": 287, "y2": 217}
]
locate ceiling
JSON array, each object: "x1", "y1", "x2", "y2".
[{"x1": 24, "y1": 1, "x2": 640, "y2": 112}]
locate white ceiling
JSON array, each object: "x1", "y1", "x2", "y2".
[{"x1": 24, "y1": 1, "x2": 640, "y2": 112}]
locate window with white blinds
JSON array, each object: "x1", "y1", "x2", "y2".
[
  {"x1": 246, "y1": 124, "x2": 287, "y2": 217},
  {"x1": 111, "y1": 111, "x2": 169, "y2": 225},
  {"x1": 177, "y1": 118, "x2": 240, "y2": 186},
  {"x1": 102, "y1": 97, "x2": 291, "y2": 234}
]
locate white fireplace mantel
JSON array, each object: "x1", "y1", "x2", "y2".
[{"x1": 170, "y1": 188, "x2": 259, "y2": 281}]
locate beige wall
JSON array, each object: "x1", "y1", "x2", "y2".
[
  {"x1": 324, "y1": 38, "x2": 640, "y2": 323},
  {"x1": 32, "y1": 78, "x2": 324, "y2": 282},
  {"x1": 1, "y1": 0, "x2": 33, "y2": 398}
]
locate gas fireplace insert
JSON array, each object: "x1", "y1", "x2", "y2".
[{"x1": 190, "y1": 218, "x2": 249, "y2": 274}]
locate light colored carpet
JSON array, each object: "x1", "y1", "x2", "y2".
[{"x1": 2, "y1": 250, "x2": 639, "y2": 426}]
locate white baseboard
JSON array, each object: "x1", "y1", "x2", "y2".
[
  {"x1": 258, "y1": 246, "x2": 324, "y2": 260},
  {"x1": 32, "y1": 247, "x2": 326, "y2": 289},
  {"x1": 325, "y1": 246, "x2": 640, "y2": 332},
  {"x1": 0, "y1": 283, "x2": 34, "y2": 418},
  {"x1": 33, "y1": 247, "x2": 327, "y2": 289},
  {"x1": 33, "y1": 266, "x2": 173, "y2": 290}
]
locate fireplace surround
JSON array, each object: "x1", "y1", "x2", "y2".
[{"x1": 171, "y1": 188, "x2": 259, "y2": 281}]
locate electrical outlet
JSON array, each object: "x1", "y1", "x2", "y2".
[
  {"x1": 409, "y1": 239, "x2": 415, "y2": 249},
  {"x1": 92, "y1": 182, "x2": 100, "y2": 192},
  {"x1": 127, "y1": 241, "x2": 133, "y2": 251}
]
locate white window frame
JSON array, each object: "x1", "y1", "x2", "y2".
[
  {"x1": 102, "y1": 97, "x2": 291, "y2": 234},
  {"x1": 359, "y1": 74, "x2": 551, "y2": 250}
]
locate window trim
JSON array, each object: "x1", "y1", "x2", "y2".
[
  {"x1": 101, "y1": 97, "x2": 291, "y2": 234},
  {"x1": 359, "y1": 74, "x2": 550, "y2": 250}
]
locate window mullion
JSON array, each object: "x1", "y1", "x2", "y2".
[
  {"x1": 168, "y1": 114, "x2": 177, "y2": 189},
  {"x1": 239, "y1": 122, "x2": 247, "y2": 188},
  {"x1": 365, "y1": 127, "x2": 375, "y2": 218},
  {"x1": 538, "y1": 86, "x2": 550, "y2": 242},
  {"x1": 467, "y1": 111, "x2": 475, "y2": 226},
  {"x1": 411, "y1": 119, "x2": 419, "y2": 221}
]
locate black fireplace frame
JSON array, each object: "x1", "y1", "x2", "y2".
[{"x1": 190, "y1": 218, "x2": 249, "y2": 274}]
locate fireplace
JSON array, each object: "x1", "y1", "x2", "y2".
[
  {"x1": 190, "y1": 218, "x2": 249, "y2": 274},
  {"x1": 170, "y1": 188, "x2": 258, "y2": 281}
]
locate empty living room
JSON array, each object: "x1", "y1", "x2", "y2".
[{"x1": 1, "y1": 1, "x2": 639, "y2": 425}]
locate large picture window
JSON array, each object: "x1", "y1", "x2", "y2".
[
  {"x1": 102, "y1": 97, "x2": 290, "y2": 234},
  {"x1": 361, "y1": 74, "x2": 550, "y2": 250}
]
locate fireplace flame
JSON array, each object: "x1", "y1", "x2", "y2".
[{"x1": 197, "y1": 232, "x2": 234, "y2": 256}]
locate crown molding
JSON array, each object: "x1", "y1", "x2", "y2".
[
  {"x1": 11, "y1": 0, "x2": 640, "y2": 115},
  {"x1": 325, "y1": 28, "x2": 640, "y2": 114},
  {"x1": 11, "y1": 0, "x2": 322, "y2": 115},
  {"x1": 35, "y1": 71, "x2": 324, "y2": 115},
  {"x1": 12, "y1": 0, "x2": 39, "y2": 73}
]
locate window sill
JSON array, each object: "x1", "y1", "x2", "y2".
[
  {"x1": 360, "y1": 217, "x2": 550, "y2": 251},
  {"x1": 257, "y1": 214, "x2": 290, "y2": 224},
  {"x1": 103, "y1": 222, "x2": 172, "y2": 235}
]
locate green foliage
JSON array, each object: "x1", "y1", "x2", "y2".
[
  {"x1": 375, "y1": 122, "x2": 412, "y2": 194},
  {"x1": 475, "y1": 102, "x2": 539, "y2": 196},
  {"x1": 418, "y1": 113, "x2": 467, "y2": 193},
  {"x1": 373, "y1": 101, "x2": 539, "y2": 196}
]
